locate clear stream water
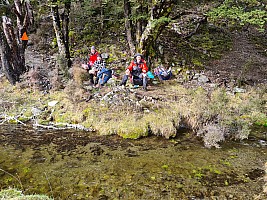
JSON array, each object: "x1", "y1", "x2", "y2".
[{"x1": 0, "y1": 124, "x2": 266, "y2": 200}]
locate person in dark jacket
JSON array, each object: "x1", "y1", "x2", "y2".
[{"x1": 120, "y1": 53, "x2": 148, "y2": 90}]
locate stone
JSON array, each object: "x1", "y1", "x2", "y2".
[
  {"x1": 198, "y1": 74, "x2": 210, "y2": 83},
  {"x1": 48, "y1": 100, "x2": 58, "y2": 107},
  {"x1": 233, "y1": 87, "x2": 246, "y2": 93}
]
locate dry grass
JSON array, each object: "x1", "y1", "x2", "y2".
[{"x1": 72, "y1": 63, "x2": 89, "y2": 86}]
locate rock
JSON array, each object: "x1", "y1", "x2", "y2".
[
  {"x1": 106, "y1": 78, "x2": 116, "y2": 85},
  {"x1": 209, "y1": 83, "x2": 217, "y2": 88},
  {"x1": 101, "y1": 53, "x2": 109, "y2": 59},
  {"x1": 84, "y1": 85, "x2": 93, "y2": 90},
  {"x1": 233, "y1": 87, "x2": 246, "y2": 93},
  {"x1": 31, "y1": 107, "x2": 42, "y2": 116},
  {"x1": 198, "y1": 74, "x2": 210, "y2": 83},
  {"x1": 48, "y1": 100, "x2": 58, "y2": 107},
  {"x1": 193, "y1": 73, "x2": 200, "y2": 79},
  {"x1": 144, "y1": 108, "x2": 150, "y2": 113}
]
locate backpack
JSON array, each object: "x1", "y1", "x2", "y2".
[{"x1": 154, "y1": 65, "x2": 172, "y2": 80}]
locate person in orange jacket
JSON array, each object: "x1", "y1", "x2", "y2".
[{"x1": 120, "y1": 53, "x2": 148, "y2": 90}]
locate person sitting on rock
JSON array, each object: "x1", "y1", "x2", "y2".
[
  {"x1": 120, "y1": 53, "x2": 148, "y2": 90},
  {"x1": 89, "y1": 54, "x2": 106, "y2": 85},
  {"x1": 96, "y1": 67, "x2": 112, "y2": 87}
]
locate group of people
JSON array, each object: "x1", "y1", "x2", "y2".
[
  {"x1": 82, "y1": 46, "x2": 172, "y2": 90},
  {"x1": 82, "y1": 46, "x2": 112, "y2": 87}
]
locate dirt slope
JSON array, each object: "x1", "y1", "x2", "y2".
[{"x1": 207, "y1": 32, "x2": 267, "y2": 85}]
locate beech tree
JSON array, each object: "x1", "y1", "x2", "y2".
[
  {"x1": 50, "y1": 0, "x2": 71, "y2": 78},
  {"x1": 123, "y1": 0, "x2": 266, "y2": 59},
  {"x1": 0, "y1": 0, "x2": 33, "y2": 84},
  {"x1": 123, "y1": 0, "x2": 209, "y2": 58}
]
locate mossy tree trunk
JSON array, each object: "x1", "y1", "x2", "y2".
[
  {"x1": 51, "y1": 0, "x2": 71, "y2": 79},
  {"x1": 123, "y1": 0, "x2": 175, "y2": 59},
  {"x1": 138, "y1": 0, "x2": 175, "y2": 57},
  {"x1": 0, "y1": 0, "x2": 34, "y2": 85}
]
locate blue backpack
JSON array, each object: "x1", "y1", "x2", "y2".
[{"x1": 154, "y1": 65, "x2": 172, "y2": 80}]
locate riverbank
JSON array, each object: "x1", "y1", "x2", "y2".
[{"x1": 1, "y1": 69, "x2": 267, "y2": 148}]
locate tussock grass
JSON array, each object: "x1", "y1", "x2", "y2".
[{"x1": 72, "y1": 63, "x2": 89, "y2": 86}]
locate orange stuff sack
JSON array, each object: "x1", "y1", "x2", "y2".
[{"x1": 21, "y1": 32, "x2": 28, "y2": 41}]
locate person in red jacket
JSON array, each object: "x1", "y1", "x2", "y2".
[
  {"x1": 120, "y1": 53, "x2": 148, "y2": 90},
  {"x1": 82, "y1": 46, "x2": 99, "y2": 84},
  {"x1": 87, "y1": 46, "x2": 99, "y2": 67}
]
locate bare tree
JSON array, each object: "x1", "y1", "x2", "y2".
[{"x1": 0, "y1": 0, "x2": 34, "y2": 84}]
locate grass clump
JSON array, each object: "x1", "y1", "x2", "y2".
[{"x1": 0, "y1": 188, "x2": 52, "y2": 200}]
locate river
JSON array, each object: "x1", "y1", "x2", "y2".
[{"x1": 0, "y1": 124, "x2": 266, "y2": 199}]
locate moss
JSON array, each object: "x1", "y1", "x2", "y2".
[
  {"x1": 17, "y1": 116, "x2": 31, "y2": 123},
  {"x1": 0, "y1": 188, "x2": 52, "y2": 200},
  {"x1": 192, "y1": 58, "x2": 204, "y2": 68},
  {"x1": 117, "y1": 119, "x2": 149, "y2": 139}
]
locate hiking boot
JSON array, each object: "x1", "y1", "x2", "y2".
[
  {"x1": 119, "y1": 75, "x2": 128, "y2": 86},
  {"x1": 143, "y1": 86, "x2": 147, "y2": 91}
]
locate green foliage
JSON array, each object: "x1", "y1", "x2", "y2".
[
  {"x1": 254, "y1": 113, "x2": 267, "y2": 126},
  {"x1": 151, "y1": 17, "x2": 172, "y2": 28},
  {"x1": 161, "y1": 23, "x2": 232, "y2": 68},
  {"x1": 50, "y1": 38, "x2": 58, "y2": 49},
  {"x1": 208, "y1": 0, "x2": 267, "y2": 31}
]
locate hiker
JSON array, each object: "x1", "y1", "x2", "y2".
[
  {"x1": 91, "y1": 54, "x2": 111, "y2": 86},
  {"x1": 154, "y1": 65, "x2": 172, "y2": 81},
  {"x1": 82, "y1": 46, "x2": 99, "y2": 84},
  {"x1": 96, "y1": 67, "x2": 112, "y2": 87},
  {"x1": 87, "y1": 46, "x2": 99, "y2": 67},
  {"x1": 120, "y1": 53, "x2": 148, "y2": 90}
]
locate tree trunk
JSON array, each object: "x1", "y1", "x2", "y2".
[
  {"x1": 136, "y1": 5, "x2": 142, "y2": 46},
  {"x1": 124, "y1": 0, "x2": 136, "y2": 56},
  {"x1": 0, "y1": 31, "x2": 18, "y2": 84},
  {"x1": 51, "y1": 4, "x2": 67, "y2": 58},
  {"x1": 51, "y1": 0, "x2": 71, "y2": 79},
  {"x1": 139, "y1": 0, "x2": 174, "y2": 57},
  {"x1": 0, "y1": 0, "x2": 34, "y2": 84}
]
